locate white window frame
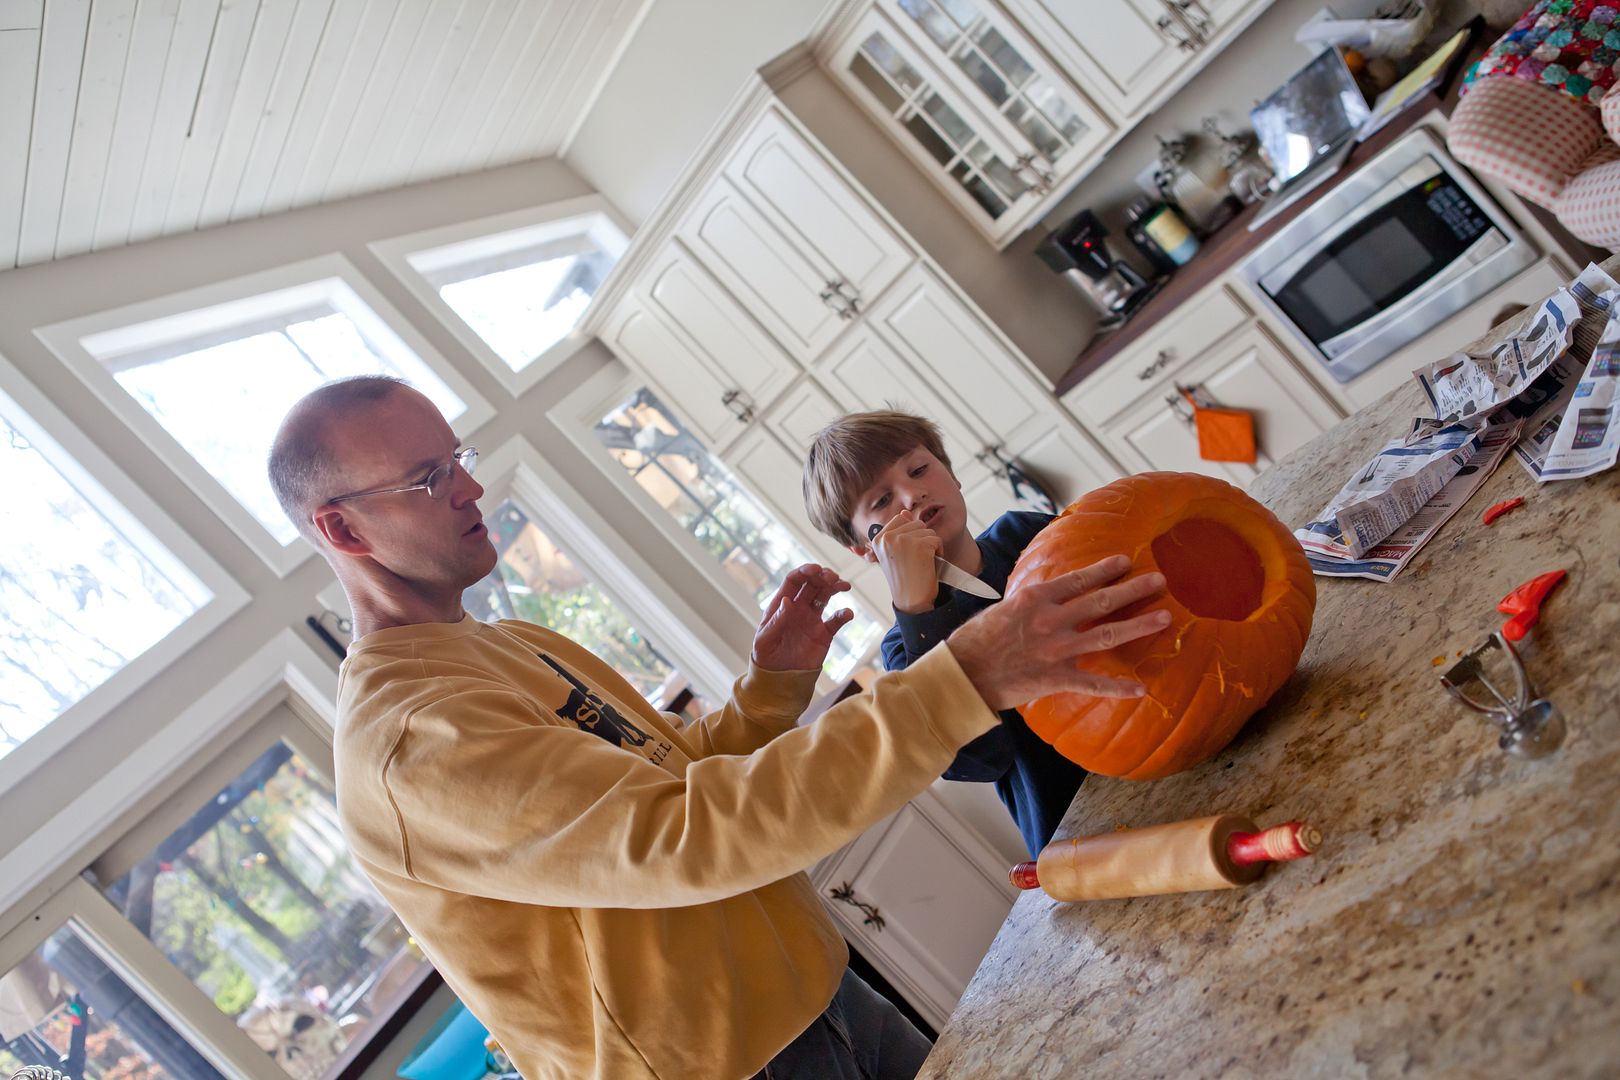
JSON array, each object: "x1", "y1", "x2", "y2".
[
  {"x1": 0, "y1": 350, "x2": 250, "y2": 802},
  {"x1": 33, "y1": 254, "x2": 497, "y2": 578},
  {"x1": 369, "y1": 195, "x2": 633, "y2": 395},
  {"x1": 551, "y1": 361, "x2": 887, "y2": 691},
  {"x1": 470, "y1": 433, "x2": 746, "y2": 705},
  {"x1": 0, "y1": 629, "x2": 337, "y2": 937}
]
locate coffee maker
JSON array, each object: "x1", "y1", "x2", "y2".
[{"x1": 1036, "y1": 209, "x2": 1159, "y2": 326}]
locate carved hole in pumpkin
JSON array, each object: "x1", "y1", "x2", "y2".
[{"x1": 1150, "y1": 517, "x2": 1264, "y2": 621}]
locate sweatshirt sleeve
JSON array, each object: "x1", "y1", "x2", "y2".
[
  {"x1": 887, "y1": 602, "x2": 1013, "y2": 784},
  {"x1": 678, "y1": 662, "x2": 821, "y2": 758},
  {"x1": 384, "y1": 644, "x2": 998, "y2": 909}
]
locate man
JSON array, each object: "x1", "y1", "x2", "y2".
[{"x1": 267, "y1": 376, "x2": 1169, "y2": 1080}]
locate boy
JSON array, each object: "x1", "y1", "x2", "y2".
[{"x1": 803, "y1": 410, "x2": 1088, "y2": 857}]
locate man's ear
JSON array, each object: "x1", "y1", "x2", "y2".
[{"x1": 313, "y1": 505, "x2": 371, "y2": 557}]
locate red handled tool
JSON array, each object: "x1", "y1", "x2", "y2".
[
  {"x1": 1497, "y1": 570, "x2": 1567, "y2": 642},
  {"x1": 1481, "y1": 497, "x2": 1525, "y2": 525}
]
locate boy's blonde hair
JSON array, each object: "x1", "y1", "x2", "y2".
[{"x1": 803, "y1": 409, "x2": 952, "y2": 546}]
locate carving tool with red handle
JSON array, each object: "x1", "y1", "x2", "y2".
[{"x1": 1497, "y1": 569, "x2": 1567, "y2": 642}]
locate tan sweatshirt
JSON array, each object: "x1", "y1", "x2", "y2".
[{"x1": 334, "y1": 615, "x2": 997, "y2": 1080}]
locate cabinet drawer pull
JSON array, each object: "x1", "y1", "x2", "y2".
[
  {"x1": 720, "y1": 389, "x2": 756, "y2": 424},
  {"x1": 820, "y1": 280, "x2": 857, "y2": 320},
  {"x1": 829, "y1": 881, "x2": 886, "y2": 932},
  {"x1": 1138, "y1": 350, "x2": 1174, "y2": 380}
]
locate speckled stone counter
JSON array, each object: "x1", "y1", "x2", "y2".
[{"x1": 919, "y1": 377, "x2": 1620, "y2": 1078}]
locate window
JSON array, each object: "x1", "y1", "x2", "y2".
[
  {"x1": 36, "y1": 256, "x2": 493, "y2": 576},
  {"x1": 463, "y1": 499, "x2": 712, "y2": 716},
  {"x1": 593, "y1": 388, "x2": 884, "y2": 682},
  {"x1": 371, "y1": 198, "x2": 629, "y2": 392},
  {"x1": 0, "y1": 384, "x2": 212, "y2": 771},
  {"x1": 93, "y1": 740, "x2": 430, "y2": 1080},
  {"x1": 0, "y1": 921, "x2": 225, "y2": 1079}
]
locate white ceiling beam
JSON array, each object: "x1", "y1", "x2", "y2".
[
  {"x1": 92, "y1": 0, "x2": 184, "y2": 251},
  {"x1": 0, "y1": 29, "x2": 39, "y2": 268},
  {"x1": 229, "y1": 0, "x2": 337, "y2": 222},
  {"x1": 160, "y1": 0, "x2": 260, "y2": 233},
  {"x1": 401, "y1": 0, "x2": 524, "y2": 186},
  {"x1": 55, "y1": 0, "x2": 135, "y2": 259},
  {"x1": 126, "y1": 0, "x2": 221, "y2": 245},
  {"x1": 14, "y1": 0, "x2": 86, "y2": 266},
  {"x1": 195, "y1": 0, "x2": 299, "y2": 230}
]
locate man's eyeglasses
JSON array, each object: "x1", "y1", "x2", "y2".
[{"x1": 327, "y1": 447, "x2": 478, "y2": 505}]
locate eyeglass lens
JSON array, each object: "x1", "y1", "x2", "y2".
[{"x1": 426, "y1": 448, "x2": 478, "y2": 499}]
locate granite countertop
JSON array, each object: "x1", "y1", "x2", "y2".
[{"x1": 918, "y1": 374, "x2": 1620, "y2": 1077}]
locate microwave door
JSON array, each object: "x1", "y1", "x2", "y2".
[{"x1": 1264, "y1": 178, "x2": 1493, "y2": 348}]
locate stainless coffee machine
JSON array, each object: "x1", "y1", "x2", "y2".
[{"x1": 1036, "y1": 209, "x2": 1159, "y2": 327}]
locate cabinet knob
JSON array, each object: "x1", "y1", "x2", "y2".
[
  {"x1": 819, "y1": 280, "x2": 857, "y2": 320},
  {"x1": 1138, "y1": 350, "x2": 1175, "y2": 381}
]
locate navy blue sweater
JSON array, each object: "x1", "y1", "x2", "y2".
[{"x1": 879, "y1": 510, "x2": 1087, "y2": 857}]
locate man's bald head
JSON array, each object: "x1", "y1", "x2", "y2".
[{"x1": 268, "y1": 375, "x2": 409, "y2": 542}]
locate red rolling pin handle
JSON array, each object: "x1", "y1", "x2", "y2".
[
  {"x1": 1009, "y1": 821, "x2": 1321, "y2": 891},
  {"x1": 1225, "y1": 820, "x2": 1322, "y2": 867}
]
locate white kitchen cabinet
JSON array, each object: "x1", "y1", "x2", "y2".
[
  {"x1": 815, "y1": 327, "x2": 984, "y2": 469},
  {"x1": 723, "y1": 109, "x2": 913, "y2": 319},
  {"x1": 825, "y1": 5, "x2": 1111, "y2": 247},
  {"x1": 1003, "y1": 0, "x2": 1265, "y2": 120},
  {"x1": 811, "y1": 788, "x2": 1018, "y2": 1030},
  {"x1": 603, "y1": 245, "x2": 799, "y2": 452},
  {"x1": 1102, "y1": 322, "x2": 1342, "y2": 485},
  {"x1": 678, "y1": 177, "x2": 859, "y2": 364},
  {"x1": 766, "y1": 375, "x2": 847, "y2": 452}
]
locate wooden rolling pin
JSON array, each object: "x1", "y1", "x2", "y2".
[{"x1": 1009, "y1": 815, "x2": 1321, "y2": 902}]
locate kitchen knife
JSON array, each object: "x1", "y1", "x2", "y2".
[{"x1": 867, "y1": 523, "x2": 1001, "y2": 600}]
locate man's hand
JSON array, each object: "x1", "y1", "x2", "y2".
[
  {"x1": 869, "y1": 510, "x2": 942, "y2": 614},
  {"x1": 947, "y1": 555, "x2": 1170, "y2": 710},
  {"x1": 751, "y1": 565, "x2": 855, "y2": 672}
]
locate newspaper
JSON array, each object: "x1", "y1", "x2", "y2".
[
  {"x1": 1538, "y1": 288, "x2": 1620, "y2": 480},
  {"x1": 1294, "y1": 420, "x2": 1523, "y2": 581},
  {"x1": 1414, "y1": 289, "x2": 1580, "y2": 424},
  {"x1": 1305, "y1": 422, "x2": 1481, "y2": 558}
]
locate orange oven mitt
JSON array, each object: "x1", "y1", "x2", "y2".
[{"x1": 1181, "y1": 387, "x2": 1257, "y2": 464}]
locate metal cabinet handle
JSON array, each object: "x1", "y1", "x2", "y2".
[
  {"x1": 828, "y1": 881, "x2": 886, "y2": 932},
  {"x1": 1156, "y1": 0, "x2": 1203, "y2": 51},
  {"x1": 1166, "y1": 388, "x2": 1196, "y2": 425},
  {"x1": 1012, "y1": 153, "x2": 1055, "y2": 195},
  {"x1": 721, "y1": 388, "x2": 756, "y2": 424},
  {"x1": 819, "y1": 280, "x2": 857, "y2": 320},
  {"x1": 831, "y1": 279, "x2": 862, "y2": 316},
  {"x1": 1138, "y1": 350, "x2": 1174, "y2": 381}
]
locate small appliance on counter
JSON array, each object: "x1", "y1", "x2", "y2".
[
  {"x1": 1246, "y1": 46, "x2": 1372, "y2": 231},
  {"x1": 1125, "y1": 196, "x2": 1199, "y2": 273},
  {"x1": 1036, "y1": 209, "x2": 1163, "y2": 329}
]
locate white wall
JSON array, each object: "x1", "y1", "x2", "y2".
[
  {"x1": 565, "y1": 0, "x2": 828, "y2": 226},
  {"x1": 0, "y1": 156, "x2": 757, "y2": 902}
]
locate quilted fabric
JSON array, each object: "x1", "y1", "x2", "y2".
[
  {"x1": 1465, "y1": 1, "x2": 1620, "y2": 107},
  {"x1": 1449, "y1": 73, "x2": 1605, "y2": 202}
]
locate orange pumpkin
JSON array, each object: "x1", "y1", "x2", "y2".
[{"x1": 1006, "y1": 471, "x2": 1315, "y2": 780}]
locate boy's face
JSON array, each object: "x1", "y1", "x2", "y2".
[{"x1": 846, "y1": 446, "x2": 967, "y2": 561}]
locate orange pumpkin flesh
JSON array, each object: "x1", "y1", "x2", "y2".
[{"x1": 1007, "y1": 472, "x2": 1316, "y2": 781}]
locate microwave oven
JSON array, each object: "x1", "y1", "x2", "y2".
[{"x1": 1238, "y1": 128, "x2": 1537, "y2": 384}]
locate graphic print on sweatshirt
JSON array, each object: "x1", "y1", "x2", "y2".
[{"x1": 539, "y1": 654, "x2": 674, "y2": 766}]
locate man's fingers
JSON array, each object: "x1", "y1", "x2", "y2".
[
  {"x1": 1071, "y1": 608, "x2": 1173, "y2": 653},
  {"x1": 824, "y1": 608, "x2": 855, "y2": 634},
  {"x1": 1063, "y1": 672, "x2": 1148, "y2": 700},
  {"x1": 1028, "y1": 555, "x2": 1134, "y2": 602},
  {"x1": 1062, "y1": 571, "x2": 1166, "y2": 623}
]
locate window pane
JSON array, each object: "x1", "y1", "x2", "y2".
[
  {"x1": 97, "y1": 743, "x2": 430, "y2": 1080},
  {"x1": 897, "y1": 0, "x2": 959, "y2": 49},
  {"x1": 849, "y1": 51, "x2": 906, "y2": 113},
  {"x1": 860, "y1": 33, "x2": 923, "y2": 93},
  {"x1": 594, "y1": 388, "x2": 884, "y2": 682},
  {"x1": 463, "y1": 499, "x2": 709, "y2": 710},
  {"x1": 0, "y1": 408, "x2": 205, "y2": 764},
  {"x1": 105, "y1": 302, "x2": 466, "y2": 547},
  {"x1": 0, "y1": 920, "x2": 224, "y2": 1079},
  {"x1": 436, "y1": 244, "x2": 616, "y2": 373}
]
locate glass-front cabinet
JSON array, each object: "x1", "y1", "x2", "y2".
[{"x1": 826, "y1": 1, "x2": 1112, "y2": 246}]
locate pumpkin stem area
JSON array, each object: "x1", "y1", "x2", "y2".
[{"x1": 1150, "y1": 517, "x2": 1265, "y2": 621}]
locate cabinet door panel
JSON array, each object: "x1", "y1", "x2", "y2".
[
  {"x1": 726, "y1": 109, "x2": 912, "y2": 310},
  {"x1": 1008, "y1": 422, "x2": 1122, "y2": 507},
  {"x1": 1033, "y1": 0, "x2": 1173, "y2": 107},
  {"x1": 1104, "y1": 323, "x2": 1341, "y2": 486},
  {"x1": 821, "y1": 802, "x2": 1015, "y2": 1028},
  {"x1": 680, "y1": 178, "x2": 848, "y2": 362},
  {"x1": 727, "y1": 424, "x2": 855, "y2": 570},
  {"x1": 767, "y1": 378, "x2": 846, "y2": 452},
  {"x1": 603, "y1": 306, "x2": 741, "y2": 450},
  {"x1": 629, "y1": 247, "x2": 798, "y2": 442},
  {"x1": 816, "y1": 327, "x2": 983, "y2": 471},
  {"x1": 866, "y1": 265, "x2": 1047, "y2": 446}
]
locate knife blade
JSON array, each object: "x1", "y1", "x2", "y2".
[{"x1": 866, "y1": 522, "x2": 1001, "y2": 600}]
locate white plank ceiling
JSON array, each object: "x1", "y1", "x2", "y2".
[{"x1": 0, "y1": 0, "x2": 650, "y2": 271}]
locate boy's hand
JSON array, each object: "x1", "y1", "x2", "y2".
[
  {"x1": 751, "y1": 564, "x2": 855, "y2": 672},
  {"x1": 946, "y1": 555, "x2": 1170, "y2": 710},
  {"x1": 868, "y1": 511, "x2": 942, "y2": 615}
]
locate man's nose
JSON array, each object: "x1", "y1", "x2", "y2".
[{"x1": 452, "y1": 464, "x2": 484, "y2": 506}]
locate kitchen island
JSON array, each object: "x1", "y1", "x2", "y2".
[{"x1": 918, "y1": 366, "x2": 1620, "y2": 1077}]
